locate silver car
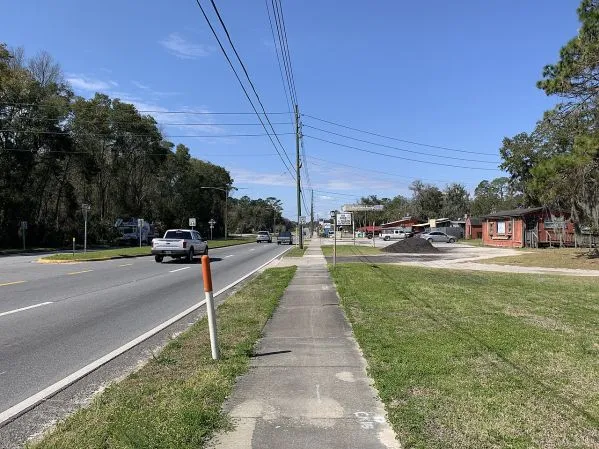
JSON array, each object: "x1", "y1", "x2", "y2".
[
  {"x1": 256, "y1": 231, "x2": 272, "y2": 243},
  {"x1": 419, "y1": 231, "x2": 456, "y2": 243}
]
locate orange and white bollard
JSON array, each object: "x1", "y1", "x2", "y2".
[{"x1": 201, "y1": 255, "x2": 219, "y2": 360}]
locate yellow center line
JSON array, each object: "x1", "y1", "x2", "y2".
[
  {"x1": 118, "y1": 263, "x2": 133, "y2": 267},
  {"x1": 67, "y1": 269, "x2": 94, "y2": 275},
  {"x1": 0, "y1": 280, "x2": 26, "y2": 287}
]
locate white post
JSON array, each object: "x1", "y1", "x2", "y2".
[
  {"x1": 333, "y1": 212, "x2": 337, "y2": 267},
  {"x1": 353, "y1": 218, "x2": 355, "y2": 246},
  {"x1": 202, "y1": 255, "x2": 219, "y2": 360}
]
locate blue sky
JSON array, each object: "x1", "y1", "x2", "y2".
[{"x1": 3, "y1": 1, "x2": 580, "y2": 220}]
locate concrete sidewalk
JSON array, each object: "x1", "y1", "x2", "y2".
[{"x1": 210, "y1": 240, "x2": 399, "y2": 448}]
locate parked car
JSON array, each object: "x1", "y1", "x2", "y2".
[
  {"x1": 381, "y1": 228, "x2": 413, "y2": 241},
  {"x1": 256, "y1": 231, "x2": 272, "y2": 243},
  {"x1": 151, "y1": 229, "x2": 208, "y2": 263},
  {"x1": 419, "y1": 231, "x2": 456, "y2": 243},
  {"x1": 277, "y1": 231, "x2": 293, "y2": 245}
]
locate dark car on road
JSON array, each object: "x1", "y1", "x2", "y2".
[{"x1": 277, "y1": 231, "x2": 293, "y2": 245}]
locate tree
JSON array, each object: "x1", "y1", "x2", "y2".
[
  {"x1": 470, "y1": 178, "x2": 521, "y2": 217},
  {"x1": 441, "y1": 183, "x2": 470, "y2": 219},
  {"x1": 410, "y1": 180, "x2": 443, "y2": 220}
]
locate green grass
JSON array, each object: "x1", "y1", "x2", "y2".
[
  {"x1": 30, "y1": 266, "x2": 296, "y2": 449},
  {"x1": 320, "y1": 245, "x2": 383, "y2": 257},
  {"x1": 330, "y1": 264, "x2": 599, "y2": 449},
  {"x1": 41, "y1": 238, "x2": 254, "y2": 261},
  {"x1": 477, "y1": 247, "x2": 599, "y2": 270},
  {"x1": 284, "y1": 246, "x2": 307, "y2": 257}
]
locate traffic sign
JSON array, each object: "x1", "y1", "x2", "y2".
[
  {"x1": 342, "y1": 204, "x2": 384, "y2": 212},
  {"x1": 336, "y1": 213, "x2": 352, "y2": 226},
  {"x1": 299, "y1": 216, "x2": 307, "y2": 224},
  {"x1": 208, "y1": 219, "x2": 216, "y2": 228},
  {"x1": 21, "y1": 221, "x2": 28, "y2": 230},
  {"x1": 189, "y1": 218, "x2": 196, "y2": 227},
  {"x1": 137, "y1": 218, "x2": 144, "y2": 227}
]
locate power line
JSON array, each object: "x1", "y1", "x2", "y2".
[
  {"x1": 0, "y1": 147, "x2": 281, "y2": 157},
  {"x1": 302, "y1": 113, "x2": 497, "y2": 156},
  {"x1": 307, "y1": 155, "x2": 461, "y2": 185},
  {"x1": 265, "y1": 0, "x2": 294, "y2": 129},
  {"x1": 272, "y1": 0, "x2": 298, "y2": 105},
  {"x1": 303, "y1": 124, "x2": 498, "y2": 164},
  {"x1": 303, "y1": 135, "x2": 500, "y2": 171},
  {"x1": 312, "y1": 189, "x2": 360, "y2": 198},
  {"x1": 205, "y1": 0, "x2": 296, "y2": 171},
  {"x1": 12, "y1": 119, "x2": 294, "y2": 126},
  {"x1": 1, "y1": 103, "x2": 291, "y2": 115},
  {"x1": 192, "y1": 0, "x2": 295, "y2": 180},
  {"x1": 0, "y1": 129, "x2": 294, "y2": 138}
]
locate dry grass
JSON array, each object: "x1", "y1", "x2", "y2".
[{"x1": 478, "y1": 247, "x2": 599, "y2": 270}]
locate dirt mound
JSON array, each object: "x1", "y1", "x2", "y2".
[{"x1": 381, "y1": 237, "x2": 440, "y2": 254}]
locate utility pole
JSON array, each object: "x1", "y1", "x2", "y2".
[
  {"x1": 295, "y1": 104, "x2": 303, "y2": 249},
  {"x1": 310, "y1": 189, "x2": 314, "y2": 238}
]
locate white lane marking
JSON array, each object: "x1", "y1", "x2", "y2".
[
  {"x1": 0, "y1": 246, "x2": 292, "y2": 426},
  {"x1": 0, "y1": 302, "x2": 53, "y2": 318},
  {"x1": 169, "y1": 267, "x2": 191, "y2": 273},
  {"x1": 118, "y1": 263, "x2": 133, "y2": 267},
  {"x1": 249, "y1": 248, "x2": 256, "y2": 252},
  {"x1": 67, "y1": 269, "x2": 93, "y2": 275},
  {"x1": 225, "y1": 255, "x2": 234, "y2": 258}
]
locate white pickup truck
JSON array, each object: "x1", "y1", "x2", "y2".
[{"x1": 151, "y1": 229, "x2": 208, "y2": 263}]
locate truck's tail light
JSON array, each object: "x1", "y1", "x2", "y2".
[{"x1": 183, "y1": 241, "x2": 187, "y2": 249}]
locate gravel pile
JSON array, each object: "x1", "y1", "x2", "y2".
[{"x1": 381, "y1": 237, "x2": 440, "y2": 254}]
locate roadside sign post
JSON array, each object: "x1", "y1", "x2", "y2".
[
  {"x1": 21, "y1": 221, "x2": 27, "y2": 250},
  {"x1": 353, "y1": 218, "x2": 355, "y2": 246},
  {"x1": 189, "y1": 217, "x2": 196, "y2": 230},
  {"x1": 208, "y1": 219, "x2": 216, "y2": 240},
  {"x1": 331, "y1": 211, "x2": 337, "y2": 267},
  {"x1": 72, "y1": 237, "x2": 75, "y2": 257},
  {"x1": 373, "y1": 221, "x2": 376, "y2": 248},
  {"x1": 82, "y1": 204, "x2": 90, "y2": 254},
  {"x1": 299, "y1": 216, "x2": 306, "y2": 247},
  {"x1": 201, "y1": 255, "x2": 219, "y2": 360},
  {"x1": 138, "y1": 218, "x2": 144, "y2": 247}
]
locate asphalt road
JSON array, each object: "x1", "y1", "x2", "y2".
[{"x1": 0, "y1": 242, "x2": 288, "y2": 416}]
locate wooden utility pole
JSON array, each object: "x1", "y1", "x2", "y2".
[{"x1": 295, "y1": 104, "x2": 303, "y2": 249}]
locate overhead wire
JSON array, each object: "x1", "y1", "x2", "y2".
[
  {"x1": 302, "y1": 113, "x2": 496, "y2": 156},
  {"x1": 304, "y1": 135, "x2": 500, "y2": 171},
  {"x1": 303, "y1": 124, "x2": 498, "y2": 163},
  {"x1": 0, "y1": 129, "x2": 294, "y2": 138},
  {"x1": 205, "y1": 0, "x2": 296, "y2": 171}
]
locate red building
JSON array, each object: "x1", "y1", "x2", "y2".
[
  {"x1": 465, "y1": 217, "x2": 483, "y2": 239},
  {"x1": 482, "y1": 207, "x2": 576, "y2": 248}
]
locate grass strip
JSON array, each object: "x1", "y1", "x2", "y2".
[
  {"x1": 477, "y1": 247, "x2": 599, "y2": 270},
  {"x1": 284, "y1": 246, "x2": 307, "y2": 257},
  {"x1": 320, "y1": 245, "x2": 382, "y2": 257},
  {"x1": 330, "y1": 263, "x2": 599, "y2": 449},
  {"x1": 30, "y1": 266, "x2": 296, "y2": 449},
  {"x1": 41, "y1": 238, "x2": 254, "y2": 261}
]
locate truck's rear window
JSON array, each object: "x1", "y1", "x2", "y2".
[
  {"x1": 279, "y1": 232, "x2": 291, "y2": 237},
  {"x1": 164, "y1": 231, "x2": 192, "y2": 239}
]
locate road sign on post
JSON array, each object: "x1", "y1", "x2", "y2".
[
  {"x1": 21, "y1": 221, "x2": 27, "y2": 250},
  {"x1": 336, "y1": 213, "x2": 352, "y2": 226},
  {"x1": 189, "y1": 218, "x2": 196, "y2": 229},
  {"x1": 299, "y1": 216, "x2": 307, "y2": 225},
  {"x1": 208, "y1": 219, "x2": 216, "y2": 240},
  {"x1": 138, "y1": 219, "x2": 144, "y2": 247}
]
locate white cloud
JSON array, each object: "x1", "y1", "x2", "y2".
[
  {"x1": 66, "y1": 74, "x2": 112, "y2": 91},
  {"x1": 132, "y1": 80, "x2": 149, "y2": 89},
  {"x1": 319, "y1": 195, "x2": 333, "y2": 201},
  {"x1": 159, "y1": 33, "x2": 211, "y2": 59},
  {"x1": 230, "y1": 168, "x2": 295, "y2": 187}
]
